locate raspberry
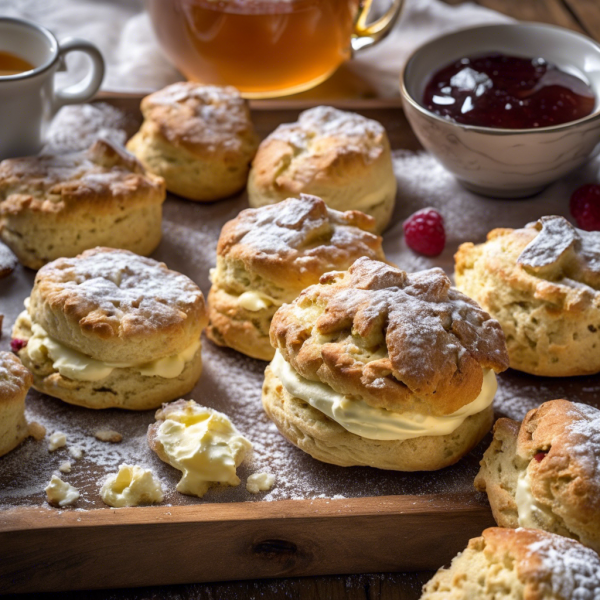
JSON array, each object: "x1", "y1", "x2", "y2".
[
  {"x1": 403, "y1": 208, "x2": 446, "y2": 257},
  {"x1": 570, "y1": 184, "x2": 600, "y2": 231},
  {"x1": 534, "y1": 451, "x2": 547, "y2": 462},
  {"x1": 10, "y1": 338, "x2": 27, "y2": 352}
]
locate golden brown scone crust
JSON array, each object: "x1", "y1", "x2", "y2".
[
  {"x1": 207, "y1": 195, "x2": 386, "y2": 361},
  {"x1": 127, "y1": 83, "x2": 259, "y2": 201},
  {"x1": 0, "y1": 139, "x2": 166, "y2": 269},
  {"x1": 0, "y1": 351, "x2": 32, "y2": 456},
  {"x1": 28, "y1": 247, "x2": 207, "y2": 364},
  {"x1": 475, "y1": 399, "x2": 600, "y2": 553},
  {"x1": 455, "y1": 216, "x2": 600, "y2": 376},
  {"x1": 271, "y1": 257, "x2": 509, "y2": 414},
  {"x1": 262, "y1": 364, "x2": 493, "y2": 471},
  {"x1": 248, "y1": 106, "x2": 397, "y2": 233},
  {"x1": 421, "y1": 527, "x2": 600, "y2": 600}
]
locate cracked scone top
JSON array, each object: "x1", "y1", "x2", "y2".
[
  {"x1": 127, "y1": 82, "x2": 259, "y2": 201},
  {"x1": 207, "y1": 194, "x2": 386, "y2": 361},
  {"x1": 263, "y1": 258, "x2": 509, "y2": 471},
  {"x1": 420, "y1": 527, "x2": 600, "y2": 600},
  {"x1": 272, "y1": 257, "x2": 508, "y2": 414},
  {"x1": 0, "y1": 139, "x2": 166, "y2": 269},
  {"x1": 248, "y1": 106, "x2": 397, "y2": 233},
  {"x1": 455, "y1": 215, "x2": 600, "y2": 376},
  {"x1": 12, "y1": 248, "x2": 208, "y2": 410},
  {"x1": 475, "y1": 399, "x2": 600, "y2": 554}
]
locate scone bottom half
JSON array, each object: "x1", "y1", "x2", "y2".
[
  {"x1": 262, "y1": 257, "x2": 510, "y2": 471},
  {"x1": 11, "y1": 248, "x2": 208, "y2": 410},
  {"x1": 206, "y1": 195, "x2": 386, "y2": 361},
  {"x1": 455, "y1": 215, "x2": 600, "y2": 377},
  {"x1": 475, "y1": 399, "x2": 600, "y2": 554}
]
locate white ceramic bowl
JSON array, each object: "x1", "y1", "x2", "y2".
[{"x1": 400, "y1": 23, "x2": 600, "y2": 198}]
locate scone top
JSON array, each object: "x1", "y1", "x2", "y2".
[
  {"x1": 516, "y1": 400, "x2": 600, "y2": 544},
  {"x1": 28, "y1": 248, "x2": 207, "y2": 364},
  {"x1": 0, "y1": 351, "x2": 32, "y2": 404},
  {"x1": 252, "y1": 106, "x2": 390, "y2": 192},
  {"x1": 458, "y1": 215, "x2": 600, "y2": 309},
  {"x1": 139, "y1": 82, "x2": 259, "y2": 161},
  {"x1": 0, "y1": 139, "x2": 165, "y2": 217},
  {"x1": 271, "y1": 257, "x2": 509, "y2": 415},
  {"x1": 468, "y1": 528, "x2": 600, "y2": 598},
  {"x1": 215, "y1": 194, "x2": 385, "y2": 299}
]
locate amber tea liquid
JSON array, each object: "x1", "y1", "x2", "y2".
[
  {"x1": 147, "y1": 0, "x2": 361, "y2": 97},
  {"x1": 0, "y1": 50, "x2": 34, "y2": 76}
]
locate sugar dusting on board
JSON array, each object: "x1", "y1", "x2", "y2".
[{"x1": 1, "y1": 104, "x2": 600, "y2": 511}]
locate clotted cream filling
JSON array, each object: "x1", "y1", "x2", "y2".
[
  {"x1": 270, "y1": 350, "x2": 497, "y2": 441},
  {"x1": 25, "y1": 315, "x2": 200, "y2": 382}
]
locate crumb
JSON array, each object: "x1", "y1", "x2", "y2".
[
  {"x1": 28, "y1": 422, "x2": 46, "y2": 440},
  {"x1": 45, "y1": 475, "x2": 79, "y2": 507},
  {"x1": 59, "y1": 461, "x2": 72, "y2": 474},
  {"x1": 246, "y1": 472, "x2": 276, "y2": 494},
  {"x1": 94, "y1": 429, "x2": 123, "y2": 443},
  {"x1": 48, "y1": 432, "x2": 67, "y2": 452},
  {"x1": 69, "y1": 445, "x2": 83, "y2": 460}
]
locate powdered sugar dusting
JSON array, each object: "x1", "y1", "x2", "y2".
[{"x1": 527, "y1": 535, "x2": 600, "y2": 599}]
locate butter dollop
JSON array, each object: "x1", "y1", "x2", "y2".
[
  {"x1": 270, "y1": 350, "x2": 497, "y2": 441},
  {"x1": 515, "y1": 468, "x2": 554, "y2": 528},
  {"x1": 246, "y1": 472, "x2": 275, "y2": 494},
  {"x1": 45, "y1": 475, "x2": 79, "y2": 507},
  {"x1": 23, "y1": 310, "x2": 200, "y2": 382},
  {"x1": 156, "y1": 401, "x2": 252, "y2": 498},
  {"x1": 100, "y1": 464, "x2": 164, "y2": 507}
]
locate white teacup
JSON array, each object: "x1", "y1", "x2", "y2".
[{"x1": 0, "y1": 17, "x2": 104, "y2": 160}]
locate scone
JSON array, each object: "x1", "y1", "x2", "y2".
[
  {"x1": 455, "y1": 215, "x2": 600, "y2": 376},
  {"x1": 420, "y1": 527, "x2": 600, "y2": 599},
  {"x1": 0, "y1": 139, "x2": 165, "y2": 270},
  {"x1": 127, "y1": 83, "x2": 259, "y2": 201},
  {"x1": 0, "y1": 351, "x2": 32, "y2": 456},
  {"x1": 263, "y1": 257, "x2": 509, "y2": 471},
  {"x1": 12, "y1": 247, "x2": 208, "y2": 410},
  {"x1": 248, "y1": 106, "x2": 397, "y2": 233},
  {"x1": 475, "y1": 399, "x2": 600, "y2": 553},
  {"x1": 207, "y1": 194, "x2": 387, "y2": 361}
]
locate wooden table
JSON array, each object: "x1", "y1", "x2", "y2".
[{"x1": 13, "y1": 1, "x2": 600, "y2": 599}]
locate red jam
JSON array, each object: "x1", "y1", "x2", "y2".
[
  {"x1": 534, "y1": 451, "x2": 548, "y2": 462},
  {"x1": 423, "y1": 53, "x2": 595, "y2": 129}
]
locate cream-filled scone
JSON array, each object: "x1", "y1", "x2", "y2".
[
  {"x1": 420, "y1": 527, "x2": 600, "y2": 599},
  {"x1": 12, "y1": 247, "x2": 207, "y2": 410},
  {"x1": 207, "y1": 194, "x2": 386, "y2": 361},
  {"x1": 148, "y1": 399, "x2": 252, "y2": 498},
  {"x1": 127, "y1": 83, "x2": 259, "y2": 201},
  {"x1": 248, "y1": 106, "x2": 397, "y2": 233},
  {"x1": 0, "y1": 351, "x2": 33, "y2": 457},
  {"x1": 264, "y1": 257, "x2": 509, "y2": 471},
  {"x1": 455, "y1": 216, "x2": 600, "y2": 376},
  {"x1": 0, "y1": 139, "x2": 165, "y2": 270},
  {"x1": 475, "y1": 399, "x2": 600, "y2": 553}
]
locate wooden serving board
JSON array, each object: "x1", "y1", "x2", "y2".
[{"x1": 1, "y1": 97, "x2": 599, "y2": 594}]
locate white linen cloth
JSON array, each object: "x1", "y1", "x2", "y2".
[{"x1": 0, "y1": 0, "x2": 511, "y2": 94}]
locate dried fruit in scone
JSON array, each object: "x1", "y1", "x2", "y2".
[
  {"x1": 475, "y1": 399, "x2": 600, "y2": 554},
  {"x1": 0, "y1": 351, "x2": 33, "y2": 457},
  {"x1": 420, "y1": 527, "x2": 600, "y2": 599},
  {"x1": 207, "y1": 194, "x2": 387, "y2": 361},
  {"x1": 455, "y1": 215, "x2": 600, "y2": 376},
  {"x1": 12, "y1": 247, "x2": 207, "y2": 410},
  {"x1": 127, "y1": 82, "x2": 259, "y2": 202},
  {"x1": 263, "y1": 257, "x2": 509, "y2": 471},
  {"x1": 248, "y1": 106, "x2": 397, "y2": 233},
  {"x1": 0, "y1": 139, "x2": 165, "y2": 270}
]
